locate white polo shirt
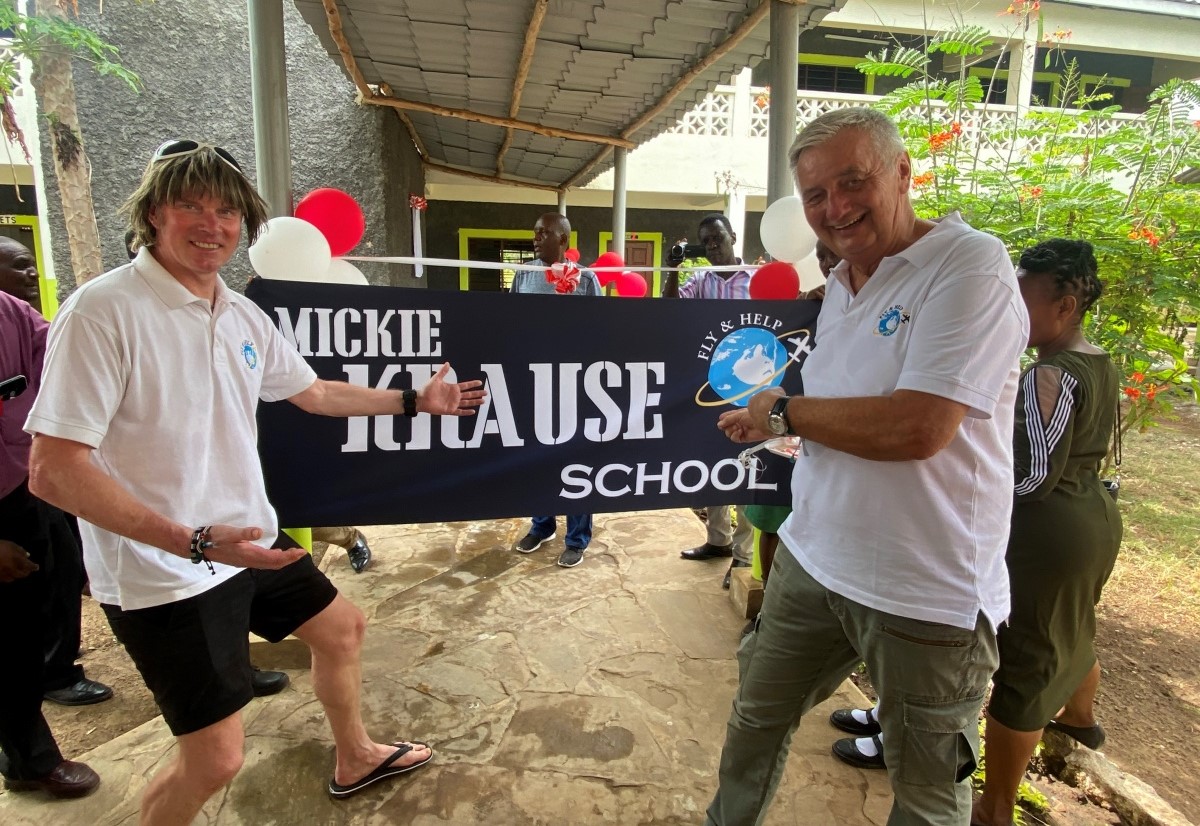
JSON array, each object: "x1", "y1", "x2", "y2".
[
  {"x1": 779, "y1": 213, "x2": 1029, "y2": 631},
  {"x1": 26, "y1": 249, "x2": 317, "y2": 610}
]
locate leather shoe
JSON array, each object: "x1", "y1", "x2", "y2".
[
  {"x1": 43, "y1": 678, "x2": 113, "y2": 707},
  {"x1": 346, "y1": 532, "x2": 372, "y2": 573},
  {"x1": 681, "y1": 542, "x2": 733, "y2": 561},
  {"x1": 5, "y1": 760, "x2": 100, "y2": 798},
  {"x1": 722, "y1": 559, "x2": 750, "y2": 589},
  {"x1": 832, "y1": 735, "x2": 887, "y2": 770},
  {"x1": 251, "y1": 667, "x2": 290, "y2": 697},
  {"x1": 830, "y1": 707, "x2": 882, "y2": 737}
]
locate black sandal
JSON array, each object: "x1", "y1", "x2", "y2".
[{"x1": 328, "y1": 741, "x2": 433, "y2": 799}]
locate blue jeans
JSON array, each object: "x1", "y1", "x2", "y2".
[{"x1": 529, "y1": 514, "x2": 592, "y2": 550}]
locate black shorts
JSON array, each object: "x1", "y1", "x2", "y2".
[{"x1": 101, "y1": 553, "x2": 337, "y2": 736}]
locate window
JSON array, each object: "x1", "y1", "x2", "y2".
[{"x1": 798, "y1": 63, "x2": 866, "y2": 94}]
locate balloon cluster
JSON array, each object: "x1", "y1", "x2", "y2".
[
  {"x1": 750, "y1": 195, "x2": 818, "y2": 299},
  {"x1": 249, "y1": 188, "x2": 369, "y2": 284},
  {"x1": 589, "y1": 251, "x2": 646, "y2": 297}
]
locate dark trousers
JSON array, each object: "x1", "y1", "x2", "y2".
[
  {"x1": 42, "y1": 513, "x2": 86, "y2": 690},
  {"x1": 0, "y1": 481, "x2": 73, "y2": 780}
]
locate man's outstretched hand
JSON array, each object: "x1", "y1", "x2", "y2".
[
  {"x1": 417, "y1": 362, "x2": 487, "y2": 416},
  {"x1": 199, "y1": 526, "x2": 308, "y2": 570}
]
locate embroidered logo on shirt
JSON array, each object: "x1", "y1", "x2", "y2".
[
  {"x1": 241, "y1": 340, "x2": 258, "y2": 370},
  {"x1": 874, "y1": 305, "x2": 911, "y2": 337}
]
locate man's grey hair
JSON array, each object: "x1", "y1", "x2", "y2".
[{"x1": 788, "y1": 107, "x2": 906, "y2": 172}]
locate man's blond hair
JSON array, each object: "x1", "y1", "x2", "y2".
[{"x1": 122, "y1": 147, "x2": 268, "y2": 252}]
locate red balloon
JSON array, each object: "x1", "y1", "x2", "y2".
[
  {"x1": 749, "y1": 261, "x2": 800, "y2": 299},
  {"x1": 592, "y1": 251, "x2": 624, "y2": 270},
  {"x1": 295, "y1": 188, "x2": 365, "y2": 257},
  {"x1": 564, "y1": 248, "x2": 580, "y2": 263},
  {"x1": 615, "y1": 271, "x2": 647, "y2": 297},
  {"x1": 591, "y1": 252, "x2": 624, "y2": 287}
]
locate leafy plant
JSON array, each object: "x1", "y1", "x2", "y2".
[
  {"x1": 856, "y1": 12, "x2": 1200, "y2": 434},
  {"x1": 0, "y1": 4, "x2": 140, "y2": 161}
]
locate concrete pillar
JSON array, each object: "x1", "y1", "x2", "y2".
[
  {"x1": 247, "y1": 0, "x2": 293, "y2": 217},
  {"x1": 557, "y1": 190, "x2": 568, "y2": 216},
  {"x1": 727, "y1": 186, "x2": 746, "y2": 261},
  {"x1": 731, "y1": 66, "x2": 753, "y2": 138},
  {"x1": 612, "y1": 147, "x2": 627, "y2": 258},
  {"x1": 767, "y1": 0, "x2": 799, "y2": 205},
  {"x1": 1006, "y1": 18, "x2": 1037, "y2": 110}
]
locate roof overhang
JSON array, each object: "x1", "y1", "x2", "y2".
[{"x1": 294, "y1": 0, "x2": 843, "y2": 190}]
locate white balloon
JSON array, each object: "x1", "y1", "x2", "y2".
[
  {"x1": 323, "y1": 258, "x2": 370, "y2": 285},
  {"x1": 759, "y1": 195, "x2": 817, "y2": 263},
  {"x1": 795, "y1": 250, "x2": 827, "y2": 293},
  {"x1": 248, "y1": 216, "x2": 331, "y2": 281}
]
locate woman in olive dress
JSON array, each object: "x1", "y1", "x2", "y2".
[{"x1": 973, "y1": 239, "x2": 1123, "y2": 825}]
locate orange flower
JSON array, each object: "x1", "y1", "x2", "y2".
[
  {"x1": 1002, "y1": 0, "x2": 1040, "y2": 15},
  {"x1": 928, "y1": 130, "x2": 955, "y2": 152},
  {"x1": 912, "y1": 171, "x2": 935, "y2": 187},
  {"x1": 1124, "y1": 387, "x2": 1141, "y2": 400},
  {"x1": 1147, "y1": 386, "x2": 1158, "y2": 401},
  {"x1": 1131, "y1": 372, "x2": 1145, "y2": 383}
]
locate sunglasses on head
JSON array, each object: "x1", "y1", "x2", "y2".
[{"x1": 152, "y1": 139, "x2": 243, "y2": 175}]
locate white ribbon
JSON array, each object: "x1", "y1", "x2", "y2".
[
  {"x1": 411, "y1": 210, "x2": 424, "y2": 278},
  {"x1": 341, "y1": 254, "x2": 754, "y2": 273}
]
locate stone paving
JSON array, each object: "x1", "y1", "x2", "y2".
[{"x1": 0, "y1": 509, "x2": 890, "y2": 825}]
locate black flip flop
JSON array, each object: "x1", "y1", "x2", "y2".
[{"x1": 328, "y1": 741, "x2": 433, "y2": 799}]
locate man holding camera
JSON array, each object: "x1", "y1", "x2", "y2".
[{"x1": 664, "y1": 214, "x2": 753, "y2": 587}]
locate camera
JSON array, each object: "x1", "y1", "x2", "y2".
[
  {"x1": 0, "y1": 375, "x2": 28, "y2": 401},
  {"x1": 1102, "y1": 477, "x2": 1119, "y2": 501},
  {"x1": 668, "y1": 242, "x2": 707, "y2": 262}
]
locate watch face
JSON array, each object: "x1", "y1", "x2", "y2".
[{"x1": 768, "y1": 414, "x2": 787, "y2": 436}]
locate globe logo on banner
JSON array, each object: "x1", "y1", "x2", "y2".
[{"x1": 705, "y1": 327, "x2": 790, "y2": 407}]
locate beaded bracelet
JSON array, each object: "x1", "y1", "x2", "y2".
[
  {"x1": 402, "y1": 388, "x2": 418, "y2": 417},
  {"x1": 190, "y1": 525, "x2": 215, "y2": 575}
]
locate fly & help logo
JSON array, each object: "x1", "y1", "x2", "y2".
[{"x1": 694, "y1": 311, "x2": 813, "y2": 408}]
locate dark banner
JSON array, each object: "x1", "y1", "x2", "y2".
[{"x1": 248, "y1": 279, "x2": 819, "y2": 527}]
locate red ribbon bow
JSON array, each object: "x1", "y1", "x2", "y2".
[
  {"x1": 545, "y1": 261, "x2": 580, "y2": 294},
  {"x1": 408, "y1": 194, "x2": 428, "y2": 211}
]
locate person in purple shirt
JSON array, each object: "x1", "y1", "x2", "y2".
[
  {"x1": 663, "y1": 214, "x2": 753, "y2": 588},
  {"x1": 0, "y1": 238, "x2": 114, "y2": 709},
  {"x1": 0, "y1": 290, "x2": 101, "y2": 799}
]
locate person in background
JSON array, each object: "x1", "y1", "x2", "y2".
[
  {"x1": 0, "y1": 289, "x2": 100, "y2": 799},
  {"x1": 665, "y1": 214, "x2": 754, "y2": 589},
  {"x1": 0, "y1": 237, "x2": 113, "y2": 709},
  {"x1": 973, "y1": 239, "x2": 1122, "y2": 826},
  {"x1": 510, "y1": 212, "x2": 599, "y2": 568}
]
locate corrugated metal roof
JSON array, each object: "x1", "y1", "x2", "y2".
[{"x1": 293, "y1": 0, "x2": 843, "y2": 189}]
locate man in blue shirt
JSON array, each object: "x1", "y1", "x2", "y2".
[{"x1": 510, "y1": 213, "x2": 599, "y2": 566}]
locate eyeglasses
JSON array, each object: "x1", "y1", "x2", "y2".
[{"x1": 152, "y1": 139, "x2": 243, "y2": 175}]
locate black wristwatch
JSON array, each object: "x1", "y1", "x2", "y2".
[
  {"x1": 767, "y1": 396, "x2": 792, "y2": 436},
  {"x1": 402, "y1": 388, "x2": 418, "y2": 417}
]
